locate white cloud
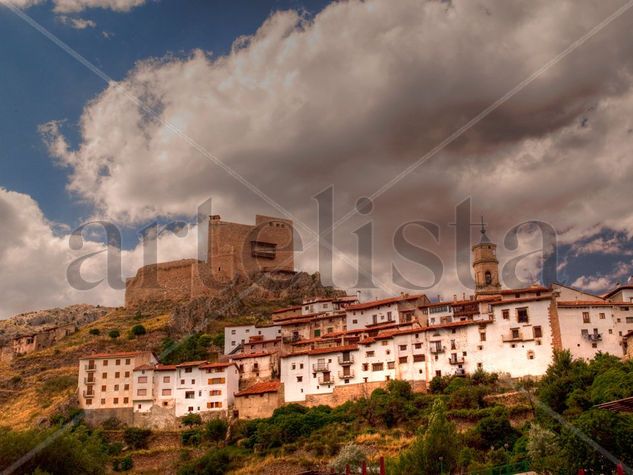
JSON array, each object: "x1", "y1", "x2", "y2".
[
  {"x1": 0, "y1": 187, "x2": 199, "y2": 318},
  {"x1": 58, "y1": 15, "x2": 96, "y2": 29},
  {"x1": 0, "y1": 0, "x2": 145, "y2": 13}
]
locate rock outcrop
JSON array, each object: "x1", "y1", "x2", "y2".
[{"x1": 169, "y1": 271, "x2": 344, "y2": 335}]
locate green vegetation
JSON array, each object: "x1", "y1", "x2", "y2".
[
  {"x1": 122, "y1": 427, "x2": 151, "y2": 450},
  {"x1": 108, "y1": 329, "x2": 120, "y2": 339},
  {"x1": 0, "y1": 424, "x2": 108, "y2": 474},
  {"x1": 161, "y1": 333, "x2": 215, "y2": 364},
  {"x1": 130, "y1": 324, "x2": 146, "y2": 336},
  {"x1": 88, "y1": 328, "x2": 100, "y2": 336}
]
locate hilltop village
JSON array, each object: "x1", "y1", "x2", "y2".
[{"x1": 77, "y1": 215, "x2": 633, "y2": 427}]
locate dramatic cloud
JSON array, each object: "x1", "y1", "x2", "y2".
[
  {"x1": 27, "y1": 0, "x2": 633, "y2": 303},
  {"x1": 0, "y1": 187, "x2": 200, "y2": 318}
]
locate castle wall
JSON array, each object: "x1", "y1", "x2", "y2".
[{"x1": 234, "y1": 390, "x2": 283, "y2": 419}]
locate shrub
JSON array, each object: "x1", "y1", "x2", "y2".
[
  {"x1": 101, "y1": 417, "x2": 123, "y2": 430},
  {"x1": 181, "y1": 413, "x2": 202, "y2": 427},
  {"x1": 329, "y1": 443, "x2": 367, "y2": 473},
  {"x1": 181, "y1": 429, "x2": 202, "y2": 446},
  {"x1": 37, "y1": 375, "x2": 77, "y2": 400},
  {"x1": 108, "y1": 329, "x2": 120, "y2": 339},
  {"x1": 88, "y1": 328, "x2": 100, "y2": 336},
  {"x1": 130, "y1": 324, "x2": 146, "y2": 336},
  {"x1": 123, "y1": 427, "x2": 151, "y2": 449},
  {"x1": 178, "y1": 447, "x2": 244, "y2": 475},
  {"x1": 205, "y1": 418, "x2": 228, "y2": 442},
  {"x1": 113, "y1": 455, "x2": 134, "y2": 472}
]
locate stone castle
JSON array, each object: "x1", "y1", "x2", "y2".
[{"x1": 125, "y1": 214, "x2": 294, "y2": 307}]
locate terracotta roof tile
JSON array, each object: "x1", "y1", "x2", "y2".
[
  {"x1": 348, "y1": 294, "x2": 426, "y2": 311},
  {"x1": 81, "y1": 351, "x2": 151, "y2": 360},
  {"x1": 235, "y1": 380, "x2": 281, "y2": 397},
  {"x1": 229, "y1": 351, "x2": 275, "y2": 360}
]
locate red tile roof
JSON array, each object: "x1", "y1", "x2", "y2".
[
  {"x1": 491, "y1": 295, "x2": 552, "y2": 305},
  {"x1": 133, "y1": 364, "x2": 156, "y2": 371},
  {"x1": 557, "y1": 300, "x2": 625, "y2": 307},
  {"x1": 348, "y1": 294, "x2": 426, "y2": 311},
  {"x1": 235, "y1": 380, "x2": 281, "y2": 397},
  {"x1": 498, "y1": 286, "x2": 550, "y2": 295},
  {"x1": 229, "y1": 351, "x2": 275, "y2": 360},
  {"x1": 155, "y1": 364, "x2": 178, "y2": 371},
  {"x1": 603, "y1": 285, "x2": 633, "y2": 299},
  {"x1": 175, "y1": 360, "x2": 207, "y2": 368},
  {"x1": 199, "y1": 362, "x2": 235, "y2": 369},
  {"x1": 272, "y1": 305, "x2": 302, "y2": 314},
  {"x1": 81, "y1": 351, "x2": 151, "y2": 360}
]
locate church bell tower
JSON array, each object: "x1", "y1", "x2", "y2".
[{"x1": 472, "y1": 218, "x2": 501, "y2": 295}]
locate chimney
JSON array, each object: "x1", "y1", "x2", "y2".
[
  {"x1": 453, "y1": 294, "x2": 457, "y2": 301},
  {"x1": 462, "y1": 292, "x2": 466, "y2": 300}
]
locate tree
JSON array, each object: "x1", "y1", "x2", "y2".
[
  {"x1": 391, "y1": 399, "x2": 459, "y2": 474},
  {"x1": 205, "y1": 419, "x2": 228, "y2": 442},
  {"x1": 123, "y1": 427, "x2": 151, "y2": 449},
  {"x1": 108, "y1": 329, "x2": 120, "y2": 339},
  {"x1": 181, "y1": 413, "x2": 202, "y2": 427},
  {"x1": 88, "y1": 328, "x2": 100, "y2": 336},
  {"x1": 527, "y1": 424, "x2": 564, "y2": 474},
  {"x1": 329, "y1": 443, "x2": 367, "y2": 473},
  {"x1": 130, "y1": 325, "x2": 146, "y2": 336}
]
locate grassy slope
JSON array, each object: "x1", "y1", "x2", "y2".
[{"x1": 0, "y1": 308, "x2": 171, "y2": 430}]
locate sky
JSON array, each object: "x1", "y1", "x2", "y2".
[{"x1": 1, "y1": 0, "x2": 633, "y2": 317}]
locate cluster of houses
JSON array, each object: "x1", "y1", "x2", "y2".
[{"x1": 77, "y1": 230, "x2": 633, "y2": 425}]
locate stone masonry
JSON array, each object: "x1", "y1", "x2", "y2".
[{"x1": 125, "y1": 214, "x2": 294, "y2": 307}]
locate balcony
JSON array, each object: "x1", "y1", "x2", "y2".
[
  {"x1": 318, "y1": 374, "x2": 334, "y2": 385},
  {"x1": 338, "y1": 355, "x2": 354, "y2": 366},
  {"x1": 84, "y1": 377, "x2": 95, "y2": 384},
  {"x1": 82, "y1": 390, "x2": 95, "y2": 398},
  {"x1": 454, "y1": 368, "x2": 467, "y2": 377},
  {"x1": 584, "y1": 333, "x2": 602, "y2": 342},
  {"x1": 429, "y1": 345, "x2": 446, "y2": 354},
  {"x1": 312, "y1": 362, "x2": 330, "y2": 372},
  {"x1": 501, "y1": 332, "x2": 534, "y2": 343},
  {"x1": 85, "y1": 365, "x2": 96, "y2": 372},
  {"x1": 338, "y1": 369, "x2": 355, "y2": 379},
  {"x1": 448, "y1": 356, "x2": 465, "y2": 365}
]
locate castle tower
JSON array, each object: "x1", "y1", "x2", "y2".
[{"x1": 472, "y1": 218, "x2": 501, "y2": 294}]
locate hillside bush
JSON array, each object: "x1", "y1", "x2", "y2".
[
  {"x1": 123, "y1": 427, "x2": 151, "y2": 449},
  {"x1": 108, "y1": 329, "x2": 120, "y2": 339},
  {"x1": 130, "y1": 324, "x2": 146, "y2": 336}
]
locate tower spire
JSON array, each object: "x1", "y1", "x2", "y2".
[{"x1": 479, "y1": 216, "x2": 490, "y2": 243}]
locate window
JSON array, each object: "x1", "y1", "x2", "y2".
[
  {"x1": 502, "y1": 309, "x2": 510, "y2": 320},
  {"x1": 399, "y1": 356, "x2": 408, "y2": 364},
  {"x1": 100, "y1": 398, "x2": 106, "y2": 405},
  {"x1": 626, "y1": 317, "x2": 633, "y2": 324},
  {"x1": 138, "y1": 376, "x2": 148, "y2": 383},
  {"x1": 162, "y1": 389, "x2": 172, "y2": 396},
  {"x1": 583, "y1": 312, "x2": 590, "y2": 324},
  {"x1": 414, "y1": 343, "x2": 422, "y2": 349},
  {"x1": 86, "y1": 399, "x2": 92, "y2": 405},
  {"x1": 485, "y1": 271, "x2": 492, "y2": 285},
  {"x1": 314, "y1": 329, "x2": 321, "y2": 337},
  {"x1": 101, "y1": 385, "x2": 106, "y2": 391},
  {"x1": 103, "y1": 360, "x2": 108, "y2": 367},
  {"x1": 124, "y1": 384, "x2": 129, "y2": 390},
  {"x1": 163, "y1": 376, "x2": 170, "y2": 383},
  {"x1": 185, "y1": 391, "x2": 195, "y2": 399},
  {"x1": 366, "y1": 351, "x2": 375, "y2": 357},
  {"x1": 209, "y1": 378, "x2": 225, "y2": 385},
  {"x1": 102, "y1": 373, "x2": 107, "y2": 379},
  {"x1": 517, "y1": 308, "x2": 529, "y2": 323},
  {"x1": 372, "y1": 363, "x2": 384, "y2": 371},
  {"x1": 511, "y1": 328, "x2": 520, "y2": 339},
  {"x1": 352, "y1": 319, "x2": 358, "y2": 324},
  {"x1": 480, "y1": 332, "x2": 486, "y2": 342},
  {"x1": 399, "y1": 345, "x2": 407, "y2": 351},
  {"x1": 124, "y1": 397, "x2": 129, "y2": 404},
  {"x1": 115, "y1": 372, "x2": 120, "y2": 378},
  {"x1": 185, "y1": 367, "x2": 193, "y2": 373},
  {"x1": 413, "y1": 354, "x2": 425, "y2": 362},
  {"x1": 388, "y1": 361, "x2": 395, "y2": 369},
  {"x1": 125, "y1": 359, "x2": 131, "y2": 365},
  {"x1": 599, "y1": 313, "x2": 606, "y2": 320},
  {"x1": 124, "y1": 371, "x2": 130, "y2": 377},
  {"x1": 113, "y1": 398, "x2": 119, "y2": 404},
  {"x1": 362, "y1": 363, "x2": 369, "y2": 371},
  {"x1": 114, "y1": 384, "x2": 119, "y2": 391},
  {"x1": 527, "y1": 350, "x2": 535, "y2": 360},
  {"x1": 210, "y1": 390, "x2": 222, "y2": 396},
  {"x1": 137, "y1": 389, "x2": 147, "y2": 396},
  {"x1": 115, "y1": 359, "x2": 120, "y2": 366},
  {"x1": 533, "y1": 326, "x2": 542, "y2": 338}
]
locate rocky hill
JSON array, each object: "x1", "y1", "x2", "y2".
[
  {"x1": 0, "y1": 304, "x2": 111, "y2": 344},
  {"x1": 169, "y1": 271, "x2": 345, "y2": 335}
]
